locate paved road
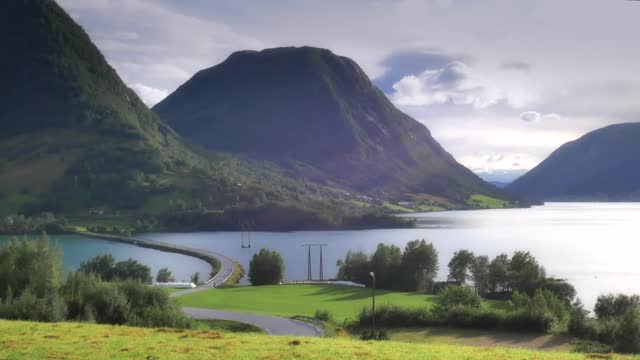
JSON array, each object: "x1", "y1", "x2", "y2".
[
  {"x1": 169, "y1": 248, "x2": 234, "y2": 298},
  {"x1": 183, "y1": 307, "x2": 323, "y2": 337}
]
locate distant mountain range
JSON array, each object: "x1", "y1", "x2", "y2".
[
  {"x1": 153, "y1": 47, "x2": 503, "y2": 203},
  {"x1": 508, "y1": 123, "x2": 640, "y2": 201},
  {"x1": 0, "y1": 0, "x2": 513, "y2": 231}
]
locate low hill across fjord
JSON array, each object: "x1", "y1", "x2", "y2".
[
  {"x1": 153, "y1": 46, "x2": 507, "y2": 204},
  {"x1": 508, "y1": 123, "x2": 640, "y2": 201}
]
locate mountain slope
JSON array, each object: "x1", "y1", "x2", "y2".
[
  {"x1": 508, "y1": 123, "x2": 640, "y2": 201},
  {"x1": 154, "y1": 47, "x2": 501, "y2": 202},
  {"x1": 0, "y1": 0, "x2": 338, "y2": 220}
]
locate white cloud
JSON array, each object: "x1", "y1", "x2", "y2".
[
  {"x1": 390, "y1": 61, "x2": 537, "y2": 109},
  {"x1": 129, "y1": 83, "x2": 169, "y2": 106},
  {"x1": 520, "y1": 111, "x2": 565, "y2": 123}
]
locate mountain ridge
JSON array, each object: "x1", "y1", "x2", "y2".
[
  {"x1": 154, "y1": 46, "x2": 504, "y2": 203},
  {"x1": 508, "y1": 122, "x2": 640, "y2": 201}
]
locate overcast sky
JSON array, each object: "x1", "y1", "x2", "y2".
[{"x1": 58, "y1": 0, "x2": 640, "y2": 182}]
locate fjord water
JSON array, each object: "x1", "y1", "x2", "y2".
[
  {"x1": 0, "y1": 235, "x2": 211, "y2": 283},
  {"x1": 141, "y1": 203, "x2": 640, "y2": 309}
]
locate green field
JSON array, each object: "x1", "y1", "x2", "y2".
[
  {"x1": 0, "y1": 320, "x2": 632, "y2": 360},
  {"x1": 468, "y1": 194, "x2": 511, "y2": 209},
  {"x1": 176, "y1": 285, "x2": 507, "y2": 322}
]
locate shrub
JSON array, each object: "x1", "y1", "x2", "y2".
[
  {"x1": 568, "y1": 301, "x2": 598, "y2": 340},
  {"x1": 597, "y1": 319, "x2": 619, "y2": 345},
  {"x1": 314, "y1": 309, "x2": 333, "y2": 322},
  {"x1": 360, "y1": 330, "x2": 389, "y2": 341},
  {"x1": 436, "y1": 285, "x2": 481, "y2": 311},
  {"x1": 248, "y1": 249, "x2": 284, "y2": 285},
  {"x1": 614, "y1": 309, "x2": 640, "y2": 354}
]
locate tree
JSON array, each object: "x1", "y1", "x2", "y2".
[
  {"x1": 370, "y1": 244, "x2": 402, "y2": 290},
  {"x1": 595, "y1": 294, "x2": 640, "y2": 320},
  {"x1": 447, "y1": 250, "x2": 475, "y2": 284},
  {"x1": 488, "y1": 254, "x2": 510, "y2": 293},
  {"x1": 400, "y1": 240, "x2": 438, "y2": 292},
  {"x1": 614, "y1": 309, "x2": 640, "y2": 353},
  {"x1": 436, "y1": 285, "x2": 481, "y2": 311},
  {"x1": 156, "y1": 268, "x2": 175, "y2": 283},
  {"x1": 508, "y1": 251, "x2": 545, "y2": 295},
  {"x1": 336, "y1": 251, "x2": 370, "y2": 285},
  {"x1": 248, "y1": 249, "x2": 285, "y2": 285},
  {"x1": 190, "y1": 272, "x2": 201, "y2": 285},
  {"x1": 541, "y1": 278, "x2": 576, "y2": 305},
  {"x1": 78, "y1": 254, "x2": 116, "y2": 281},
  {"x1": 470, "y1": 255, "x2": 490, "y2": 296},
  {"x1": 111, "y1": 259, "x2": 152, "y2": 284}
]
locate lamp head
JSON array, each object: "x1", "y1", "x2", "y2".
[{"x1": 369, "y1": 272, "x2": 375, "y2": 278}]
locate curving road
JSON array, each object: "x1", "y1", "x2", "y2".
[
  {"x1": 82, "y1": 231, "x2": 321, "y2": 337},
  {"x1": 183, "y1": 307, "x2": 323, "y2": 337}
]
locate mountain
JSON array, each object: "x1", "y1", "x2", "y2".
[
  {"x1": 507, "y1": 123, "x2": 640, "y2": 201},
  {"x1": 490, "y1": 181, "x2": 511, "y2": 189},
  {"x1": 154, "y1": 47, "x2": 502, "y2": 202},
  {"x1": 0, "y1": 0, "x2": 334, "y2": 221}
]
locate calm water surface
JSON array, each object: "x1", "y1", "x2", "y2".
[
  {"x1": 0, "y1": 234, "x2": 211, "y2": 282},
  {"x1": 2, "y1": 203, "x2": 637, "y2": 309},
  {"x1": 141, "y1": 202, "x2": 640, "y2": 309}
]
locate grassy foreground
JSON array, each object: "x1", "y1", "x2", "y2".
[
  {"x1": 1, "y1": 320, "x2": 633, "y2": 360},
  {"x1": 177, "y1": 285, "x2": 508, "y2": 322}
]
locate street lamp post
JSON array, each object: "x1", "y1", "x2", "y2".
[{"x1": 370, "y1": 272, "x2": 376, "y2": 334}]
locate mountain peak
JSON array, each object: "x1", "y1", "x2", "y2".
[{"x1": 154, "y1": 47, "x2": 500, "y2": 200}]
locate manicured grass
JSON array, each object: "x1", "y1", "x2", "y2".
[
  {"x1": 177, "y1": 284, "x2": 508, "y2": 322},
  {"x1": 468, "y1": 194, "x2": 510, "y2": 209},
  {"x1": 0, "y1": 320, "x2": 633, "y2": 360},
  {"x1": 383, "y1": 327, "x2": 575, "y2": 352}
]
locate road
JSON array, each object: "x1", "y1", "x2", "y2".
[
  {"x1": 169, "y1": 248, "x2": 234, "y2": 298},
  {"x1": 182, "y1": 307, "x2": 323, "y2": 337},
  {"x1": 82, "y1": 231, "x2": 321, "y2": 337}
]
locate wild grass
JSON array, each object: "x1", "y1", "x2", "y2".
[{"x1": 0, "y1": 320, "x2": 634, "y2": 360}]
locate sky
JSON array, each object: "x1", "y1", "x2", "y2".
[{"x1": 57, "y1": 0, "x2": 640, "y2": 182}]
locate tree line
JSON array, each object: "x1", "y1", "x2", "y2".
[{"x1": 0, "y1": 235, "x2": 193, "y2": 328}]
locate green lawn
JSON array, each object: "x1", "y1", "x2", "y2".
[
  {"x1": 176, "y1": 285, "x2": 507, "y2": 322},
  {"x1": 1, "y1": 320, "x2": 633, "y2": 360},
  {"x1": 468, "y1": 194, "x2": 510, "y2": 209}
]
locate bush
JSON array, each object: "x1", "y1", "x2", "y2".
[
  {"x1": 248, "y1": 249, "x2": 285, "y2": 285},
  {"x1": 62, "y1": 272, "x2": 193, "y2": 328},
  {"x1": 360, "y1": 330, "x2": 389, "y2": 341},
  {"x1": 568, "y1": 301, "x2": 599, "y2": 340},
  {"x1": 436, "y1": 285, "x2": 481, "y2": 311},
  {"x1": 314, "y1": 309, "x2": 333, "y2": 322},
  {"x1": 614, "y1": 309, "x2": 640, "y2": 354}
]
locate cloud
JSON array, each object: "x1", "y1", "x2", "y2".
[
  {"x1": 390, "y1": 61, "x2": 513, "y2": 109},
  {"x1": 520, "y1": 111, "x2": 564, "y2": 123},
  {"x1": 500, "y1": 61, "x2": 531, "y2": 72},
  {"x1": 129, "y1": 83, "x2": 169, "y2": 106},
  {"x1": 374, "y1": 50, "x2": 466, "y2": 92}
]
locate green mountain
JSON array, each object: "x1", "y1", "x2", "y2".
[
  {"x1": 0, "y1": 0, "x2": 338, "y2": 223},
  {"x1": 153, "y1": 47, "x2": 501, "y2": 202},
  {"x1": 507, "y1": 123, "x2": 640, "y2": 201}
]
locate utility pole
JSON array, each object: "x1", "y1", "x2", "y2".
[
  {"x1": 370, "y1": 272, "x2": 376, "y2": 334},
  {"x1": 301, "y1": 244, "x2": 327, "y2": 281}
]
